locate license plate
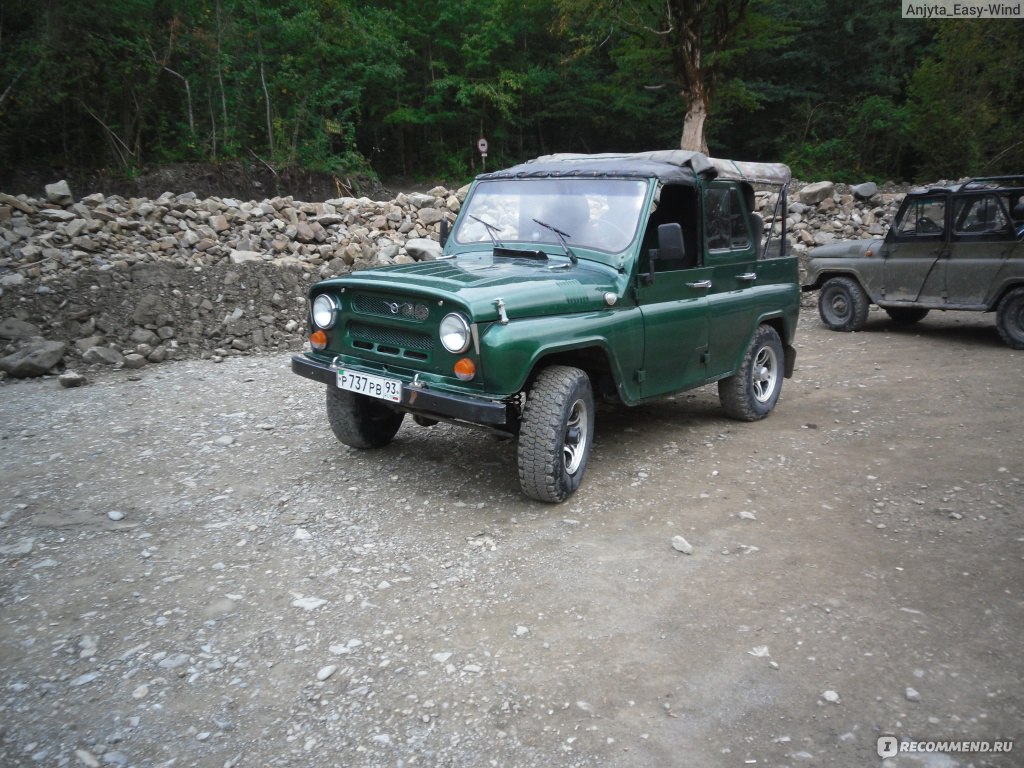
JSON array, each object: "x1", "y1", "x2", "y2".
[{"x1": 336, "y1": 368, "x2": 402, "y2": 402}]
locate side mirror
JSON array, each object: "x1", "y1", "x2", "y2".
[
  {"x1": 657, "y1": 223, "x2": 685, "y2": 261},
  {"x1": 440, "y1": 218, "x2": 450, "y2": 248}
]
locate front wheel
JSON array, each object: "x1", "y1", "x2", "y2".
[
  {"x1": 996, "y1": 287, "x2": 1024, "y2": 349},
  {"x1": 818, "y1": 276, "x2": 870, "y2": 332},
  {"x1": 885, "y1": 307, "x2": 930, "y2": 325},
  {"x1": 718, "y1": 325, "x2": 784, "y2": 422},
  {"x1": 517, "y1": 366, "x2": 595, "y2": 503},
  {"x1": 326, "y1": 386, "x2": 404, "y2": 448}
]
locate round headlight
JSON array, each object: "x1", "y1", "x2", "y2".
[
  {"x1": 312, "y1": 294, "x2": 338, "y2": 329},
  {"x1": 439, "y1": 313, "x2": 471, "y2": 353}
]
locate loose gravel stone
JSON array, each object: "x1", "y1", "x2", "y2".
[
  {"x1": 671, "y1": 535, "x2": 693, "y2": 554},
  {"x1": 291, "y1": 596, "x2": 327, "y2": 611},
  {"x1": 316, "y1": 665, "x2": 338, "y2": 681}
]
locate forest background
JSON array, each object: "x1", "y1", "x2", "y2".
[{"x1": 2, "y1": 0, "x2": 1023, "y2": 194}]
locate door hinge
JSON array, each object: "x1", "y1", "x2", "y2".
[{"x1": 634, "y1": 369, "x2": 645, "y2": 384}]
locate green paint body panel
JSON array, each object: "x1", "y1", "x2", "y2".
[{"x1": 295, "y1": 154, "x2": 801, "y2": 431}]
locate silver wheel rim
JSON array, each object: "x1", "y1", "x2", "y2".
[
  {"x1": 563, "y1": 398, "x2": 589, "y2": 475},
  {"x1": 752, "y1": 345, "x2": 779, "y2": 403}
]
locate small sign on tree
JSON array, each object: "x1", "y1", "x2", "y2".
[{"x1": 477, "y1": 137, "x2": 488, "y2": 170}]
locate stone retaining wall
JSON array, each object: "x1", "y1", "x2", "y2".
[{"x1": 0, "y1": 178, "x2": 905, "y2": 380}]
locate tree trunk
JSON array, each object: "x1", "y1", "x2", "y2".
[
  {"x1": 679, "y1": 85, "x2": 709, "y2": 153},
  {"x1": 215, "y1": 0, "x2": 230, "y2": 143},
  {"x1": 258, "y1": 45, "x2": 274, "y2": 156},
  {"x1": 163, "y1": 66, "x2": 195, "y2": 136}
]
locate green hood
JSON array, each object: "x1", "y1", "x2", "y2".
[{"x1": 318, "y1": 252, "x2": 624, "y2": 322}]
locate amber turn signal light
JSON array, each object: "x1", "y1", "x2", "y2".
[
  {"x1": 454, "y1": 358, "x2": 476, "y2": 381},
  {"x1": 309, "y1": 330, "x2": 328, "y2": 350}
]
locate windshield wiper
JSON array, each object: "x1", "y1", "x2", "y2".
[
  {"x1": 532, "y1": 218, "x2": 578, "y2": 265},
  {"x1": 468, "y1": 214, "x2": 505, "y2": 248},
  {"x1": 468, "y1": 214, "x2": 547, "y2": 261}
]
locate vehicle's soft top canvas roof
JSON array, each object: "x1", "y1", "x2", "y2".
[
  {"x1": 910, "y1": 175, "x2": 1024, "y2": 195},
  {"x1": 479, "y1": 150, "x2": 791, "y2": 186}
]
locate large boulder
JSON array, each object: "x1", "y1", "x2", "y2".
[
  {"x1": 0, "y1": 317, "x2": 42, "y2": 340},
  {"x1": 0, "y1": 339, "x2": 67, "y2": 377},
  {"x1": 45, "y1": 180, "x2": 74, "y2": 206},
  {"x1": 405, "y1": 238, "x2": 442, "y2": 261},
  {"x1": 852, "y1": 182, "x2": 878, "y2": 201},
  {"x1": 797, "y1": 181, "x2": 835, "y2": 205},
  {"x1": 229, "y1": 249, "x2": 263, "y2": 264},
  {"x1": 82, "y1": 346, "x2": 125, "y2": 366}
]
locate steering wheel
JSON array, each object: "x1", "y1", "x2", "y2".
[{"x1": 916, "y1": 216, "x2": 941, "y2": 234}]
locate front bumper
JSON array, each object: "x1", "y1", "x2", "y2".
[{"x1": 291, "y1": 354, "x2": 511, "y2": 427}]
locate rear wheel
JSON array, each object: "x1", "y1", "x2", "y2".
[
  {"x1": 718, "y1": 325, "x2": 784, "y2": 422},
  {"x1": 885, "y1": 307, "x2": 930, "y2": 325},
  {"x1": 818, "y1": 276, "x2": 869, "y2": 332},
  {"x1": 996, "y1": 287, "x2": 1024, "y2": 349},
  {"x1": 326, "y1": 386, "x2": 404, "y2": 448},
  {"x1": 517, "y1": 366, "x2": 594, "y2": 503}
]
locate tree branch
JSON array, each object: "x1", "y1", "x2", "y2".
[
  {"x1": 0, "y1": 66, "x2": 27, "y2": 110},
  {"x1": 987, "y1": 140, "x2": 1024, "y2": 169},
  {"x1": 79, "y1": 102, "x2": 135, "y2": 170},
  {"x1": 162, "y1": 65, "x2": 195, "y2": 134},
  {"x1": 248, "y1": 148, "x2": 278, "y2": 177}
]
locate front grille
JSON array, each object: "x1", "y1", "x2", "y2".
[
  {"x1": 353, "y1": 295, "x2": 430, "y2": 322},
  {"x1": 348, "y1": 322, "x2": 434, "y2": 360}
]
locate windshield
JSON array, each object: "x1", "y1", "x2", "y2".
[{"x1": 454, "y1": 177, "x2": 649, "y2": 254}]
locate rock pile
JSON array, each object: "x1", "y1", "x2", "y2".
[
  {"x1": 761, "y1": 180, "x2": 903, "y2": 254},
  {"x1": 0, "y1": 182, "x2": 459, "y2": 379},
  {"x1": 0, "y1": 177, "x2": 904, "y2": 379}
]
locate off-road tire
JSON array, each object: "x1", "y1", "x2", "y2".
[
  {"x1": 818, "y1": 276, "x2": 870, "y2": 332},
  {"x1": 718, "y1": 325, "x2": 784, "y2": 422},
  {"x1": 996, "y1": 287, "x2": 1024, "y2": 350},
  {"x1": 326, "y1": 385, "x2": 404, "y2": 448},
  {"x1": 884, "y1": 307, "x2": 930, "y2": 325},
  {"x1": 517, "y1": 366, "x2": 594, "y2": 503}
]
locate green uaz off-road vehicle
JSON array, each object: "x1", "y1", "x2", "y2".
[{"x1": 293, "y1": 151, "x2": 800, "y2": 502}]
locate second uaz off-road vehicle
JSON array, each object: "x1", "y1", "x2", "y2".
[{"x1": 803, "y1": 175, "x2": 1024, "y2": 348}]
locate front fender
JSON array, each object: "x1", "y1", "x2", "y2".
[
  {"x1": 479, "y1": 308, "x2": 645, "y2": 400},
  {"x1": 803, "y1": 239, "x2": 882, "y2": 290}
]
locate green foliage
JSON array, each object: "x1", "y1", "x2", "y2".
[
  {"x1": 1, "y1": 0, "x2": 1022, "y2": 185},
  {"x1": 907, "y1": 20, "x2": 1024, "y2": 179},
  {"x1": 785, "y1": 138, "x2": 858, "y2": 184}
]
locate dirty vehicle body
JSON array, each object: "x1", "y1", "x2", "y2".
[
  {"x1": 803, "y1": 175, "x2": 1024, "y2": 349},
  {"x1": 292, "y1": 151, "x2": 800, "y2": 502}
]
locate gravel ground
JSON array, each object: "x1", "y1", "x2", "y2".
[{"x1": 0, "y1": 310, "x2": 1021, "y2": 768}]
